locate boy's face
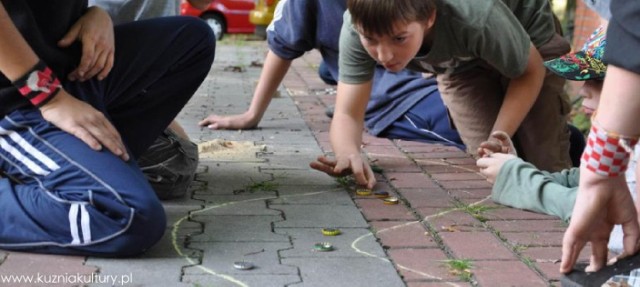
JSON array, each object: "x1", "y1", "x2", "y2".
[
  {"x1": 579, "y1": 79, "x2": 603, "y2": 116},
  {"x1": 356, "y1": 20, "x2": 429, "y2": 72}
]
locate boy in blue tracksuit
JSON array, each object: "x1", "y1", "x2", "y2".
[
  {"x1": 198, "y1": 0, "x2": 464, "y2": 150},
  {"x1": 0, "y1": 0, "x2": 215, "y2": 256}
]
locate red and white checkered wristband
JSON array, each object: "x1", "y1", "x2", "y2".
[
  {"x1": 581, "y1": 122, "x2": 639, "y2": 177},
  {"x1": 12, "y1": 60, "x2": 61, "y2": 107}
]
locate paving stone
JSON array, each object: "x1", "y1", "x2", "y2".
[
  {"x1": 0, "y1": 253, "x2": 96, "y2": 287},
  {"x1": 439, "y1": 232, "x2": 516, "y2": 260},
  {"x1": 270, "y1": 185, "x2": 354, "y2": 205},
  {"x1": 369, "y1": 221, "x2": 438, "y2": 248},
  {"x1": 409, "y1": 152, "x2": 472, "y2": 160},
  {"x1": 489, "y1": 219, "x2": 567, "y2": 233},
  {"x1": 398, "y1": 188, "x2": 457, "y2": 208},
  {"x1": 284, "y1": 257, "x2": 405, "y2": 287},
  {"x1": 501, "y1": 231, "x2": 565, "y2": 247},
  {"x1": 191, "y1": 215, "x2": 288, "y2": 242},
  {"x1": 185, "y1": 242, "x2": 297, "y2": 276},
  {"x1": 277, "y1": 227, "x2": 386, "y2": 258},
  {"x1": 472, "y1": 260, "x2": 547, "y2": 286},
  {"x1": 187, "y1": 198, "x2": 281, "y2": 216},
  {"x1": 273, "y1": 205, "x2": 369, "y2": 228},
  {"x1": 430, "y1": 173, "x2": 486, "y2": 181},
  {"x1": 183, "y1": 274, "x2": 300, "y2": 287},
  {"x1": 387, "y1": 248, "x2": 458, "y2": 282},
  {"x1": 406, "y1": 282, "x2": 472, "y2": 287},
  {"x1": 424, "y1": 210, "x2": 486, "y2": 232},
  {"x1": 355, "y1": 198, "x2": 417, "y2": 221},
  {"x1": 386, "y1": 172, "x2": 440, "y2": 189}
]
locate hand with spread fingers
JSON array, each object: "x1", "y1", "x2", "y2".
[
  {"x1": 477, "y1": 131, "x2": 517, "y2": 158},
  {"x1": 40, "y1": 90, "x2": 129, "y2": 161},
  {"x1": 198, "y1": 112, "x2": 259, "y2": 130},
  {"x1": 310, "y1": 154, "x2": 376, "y2": 189},
  {"x1": 560, "y1": 169, "x2": 640, "y2": 273},
  {"x1": 59, "y1": 6, "x2": 115, "y2": 81}
]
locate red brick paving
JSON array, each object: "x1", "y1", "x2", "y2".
[{"x1": 292, "y1": 51, "x2": 577, "y2": 286}]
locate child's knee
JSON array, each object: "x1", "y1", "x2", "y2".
[{"x1": 110, "y1": 202, "x2": 166, "y2": 257}]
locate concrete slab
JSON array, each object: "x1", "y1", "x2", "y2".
[
  {"x1": 184, "y1": 242, "x2": 297, "y2": 276},
  {"x1": 183, "y1": 274, "x2": 301, "y2": 287},
  {"x1": 273, "y1": 205, "x2": 370, "y2": 228},
  {"x1": 277, "y1": 228, "x2": 386, "y2": 258},
  {"x1": 284, "y1": 257, "x2": 405, "y2": 287},
  {"x1": 191, "y1": 215, "x2": 288, "y2": 242},
  {"x1": 269, "y1": 185, "x2": 353, "y2": 205}
]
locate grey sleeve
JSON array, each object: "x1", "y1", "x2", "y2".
[
  {"x1": 337, "y1": 11, "x2": 377, "y2": 84},
  {"x1": 468, "y1": 2, "x2": 531, "y2": 78},
  {"x1": 491, "y1": 158, "x2": 578, "y2": 222}
]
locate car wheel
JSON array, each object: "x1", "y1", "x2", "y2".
[{"x1": 202, "y1": 13, "x2": 225, "y2": 40}]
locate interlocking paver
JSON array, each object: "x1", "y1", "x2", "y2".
[
  {"x1": 370, "y1": 221, "x2": 438, "y2": 248},
  {"x1": 439, "y1": 232, "x2": 517, "y2": 260},
  {"x1": 387, "y1": 248, "x2": 458, "y2": 282},
  {"x1": 472, "y1": 260, "x2": 548, "y2": 286}
]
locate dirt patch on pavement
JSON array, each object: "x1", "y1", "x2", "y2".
[{"x1": 198, "y1": 140, "x2": 267, "y2": 161}]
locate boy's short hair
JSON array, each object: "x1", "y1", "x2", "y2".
[
  {"x1": 544, "y1": 26, "x2": 607, "y2": 81},
  {"x1": 347, "y1": 0, "x2": 436, "y2": 36}
]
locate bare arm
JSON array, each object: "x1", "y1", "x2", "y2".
[
  {"x1": 561, "y1": 65, "x2": 640, "y2": 273},
  {"x1": 478, "y1": 43, "x2": 545, "y2": 158},
  {"x1": 199, "y1": 50, "x2": 292, "y2": 129},
  {"x1": 328, "y1": 80, "x2": 376, "y2": 188},
  {"x1": 0, "y1": 4, "x2": 39, "y2": 80},
  {"x1": 492, "y1": 43, "x2": 545, "y2": 137}
]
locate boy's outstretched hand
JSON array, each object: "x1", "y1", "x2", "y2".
[
  {"x1": 199, "y1": 112, "x2": 258, "y2": 130},
  {"x1": 310, "y1": 155, "x2": 376, "y2": 189},
  {"x1": 478, "y1": 131, "x2": 517, "y2": 158}
]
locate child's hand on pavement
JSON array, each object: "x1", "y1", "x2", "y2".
[
  {"x1": 478, "y1": 131, "x2": 517, "y2": 158},
  {"x1": 560, "y1": 167, "x2": 640, "y2": 274},
  {"x1": 198, "y1": 112, "x2": 258, "y2": 130},
  {"x1": 476, "y1": 153, "x2": 517, "y2": 183},
  {"x1": 310, "y1": 155, "x2": 376, "y2": 189},
  {"x1": 40, "y1": 90, "x2": 129, "y2": 161},
  {"x1": 310, "y1": 155, "x2": 353, "y2": 177}
]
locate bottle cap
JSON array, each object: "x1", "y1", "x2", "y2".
[
  {"x1": 321, "y1": 228, "x2": 342, "y2": 236},
  {"x1": 313, "y1": 242, "x2": 334, "y2": 252}
]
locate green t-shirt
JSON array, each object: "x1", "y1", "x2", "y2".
[{"x1": 339, "y1": 0, "x2": 556, "y2": 84}]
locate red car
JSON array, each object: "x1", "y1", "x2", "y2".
[{"x1": 180, "y1": 0, "x2": 255, "y2": 40}]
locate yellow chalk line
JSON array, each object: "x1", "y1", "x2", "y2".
[
  {"x1": 350, "y1": 195, "x2": 491, "y2": 287},
  {"x1": 171, "y1": 189, "x2": 336, "y2": 287}
]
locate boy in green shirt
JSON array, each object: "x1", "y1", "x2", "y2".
[
  {"x1": 477, "y1": 26, "x2": 637, "y2": 257},
  {"x1": 314, "y1": 0, "x2": 573, "y2": 188}
]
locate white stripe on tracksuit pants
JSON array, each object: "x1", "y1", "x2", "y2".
[{"x1": 0, "y1": 109, "x2": 164, "y2": 256}]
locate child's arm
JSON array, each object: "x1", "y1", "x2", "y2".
[
  {"x1": 199, "y1": 50, "x2": 292, "y2": 130},
  {"x1": 327, "y1": 80, "x2": 376, "y2": 188},
  {"x1": 478, "y1": 154, "x2": 578, "y2": 222},
  {"x1": 0, "y1": 4, "x2": 128, "y2": 161},
  {"x1": 490, "y1": 43, "x2": 545, "y2": 138}
]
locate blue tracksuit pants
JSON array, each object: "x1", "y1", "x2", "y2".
[{"x1": 0, "y1": 16, "x2": 215, "y2": 256}]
